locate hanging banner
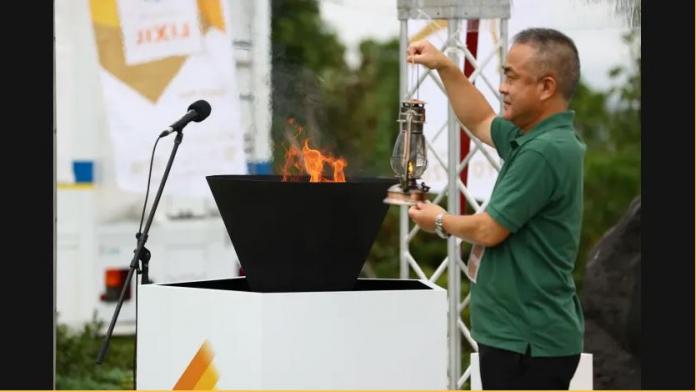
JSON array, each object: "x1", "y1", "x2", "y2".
[{"x1": 89, "y1": 0, "x2": 247, "y2": 196}]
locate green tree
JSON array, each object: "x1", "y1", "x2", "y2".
[
  {"x1": 270, "y1": 2, "x2": 401, "y2": 179},
  {"x1": 320, "y1": 38, "x2": 401, "y2": 176},
  {"x1": 270, "y1": 0, "x2": 347, "y2": 172},
  {"x1": 571, "y1": 30, "x2": 641, "y2": 290}
]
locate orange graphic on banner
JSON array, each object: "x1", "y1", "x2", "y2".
[
  {"x1": 197, "y1": 0, "x2": 225, "y2": 32},
  {"x1": 89, "y1": 0, "x2": 226, "y2": 103},
  {"x1": 173, "y1": 340, "x2": 219, "y2": 390}
]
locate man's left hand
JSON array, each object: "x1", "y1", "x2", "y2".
[{"x1": 408, "y1": 201, "x2": 446, "y2": 233}]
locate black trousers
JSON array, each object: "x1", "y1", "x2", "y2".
[{"x1": 478, "y1": 343, "x2": 581, "y2": 390}]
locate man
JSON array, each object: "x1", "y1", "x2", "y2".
[{"x1": 407, "y1": 28, "x2": 585, "y2": 390}]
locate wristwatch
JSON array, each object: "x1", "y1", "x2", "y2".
[{"x1": 435, "y1": 212, "x2": 450, "y2": 239}]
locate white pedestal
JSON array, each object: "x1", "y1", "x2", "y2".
[{"x1": 137, "y1": 278, "x2": 448, "y2": 389}]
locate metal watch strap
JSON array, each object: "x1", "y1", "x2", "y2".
[{"x1": 435, "y1": 212, "x2": 450, "y2": 239}]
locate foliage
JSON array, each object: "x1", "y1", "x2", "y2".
[{"x1": 56, "y1": 314, "x2": 134, "y2": 389}]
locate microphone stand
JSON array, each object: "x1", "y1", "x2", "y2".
[{"x1": 96, "y1": 130, "x2": 184, "y2": 371}]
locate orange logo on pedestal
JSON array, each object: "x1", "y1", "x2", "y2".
[{"x1": 173, "y1": 340, "x2": 219, "y2": 390}]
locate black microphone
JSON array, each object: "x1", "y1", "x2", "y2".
[{"x1": 160, "y1": 100, "x2": 212, "y2": 137}]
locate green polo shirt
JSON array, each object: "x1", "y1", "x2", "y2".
[{"x1": 470, "y1": 110, "x2": 586, "y2": 357}]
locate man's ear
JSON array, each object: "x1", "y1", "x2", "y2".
[{"x1": 539, "y1": 75, "x2": 557, "y2": 101}]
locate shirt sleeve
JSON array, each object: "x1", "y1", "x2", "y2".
[{"x1": 490, "y1": 117, "x2": 519, "y2": 161}]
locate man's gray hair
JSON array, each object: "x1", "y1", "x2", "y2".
[{"x1": 513, "y1": 28, "x2": 581, "y2": 100}]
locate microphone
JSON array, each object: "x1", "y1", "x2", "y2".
[{"x1": 160, "y1": 100, "x2": 212, "y2": 137}]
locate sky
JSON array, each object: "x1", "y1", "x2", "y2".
[{"x1": 319, "y1": 0, "x2": 640, "y2": 92}]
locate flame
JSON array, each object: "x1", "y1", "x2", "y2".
[
  {"x1": 281, "y1": 119, "x2": 347, "y2": 183},
  {"x1": 408, "y1": 161, "x2": 414, "y2": 177}
]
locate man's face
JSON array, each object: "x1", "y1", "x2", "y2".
[{"x1": 499, "y1": 43, "x2": 544, "y2": 128}]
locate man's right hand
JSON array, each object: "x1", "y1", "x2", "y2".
[
  {"x1": 407, "y1": 40, "x2": 454, "y2": 70},
  {"x1": 407, "y1": 40, "x2": 496, "y2": 148}
]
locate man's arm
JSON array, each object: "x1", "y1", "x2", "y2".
[
  {"x1": 443, "y1": 211, "x2": 509, "y2": 247},
  {"x1": 408, "y1": 40, "x2": 496, "y2": 147},
  {"x1": 408, "y1": 202, "x2": 510, "y2": 247}
]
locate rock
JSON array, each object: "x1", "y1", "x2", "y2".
[{"x1": 581, "y1": 195, "x2": 641, "y2": 389}]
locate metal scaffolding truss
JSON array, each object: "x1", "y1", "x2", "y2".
[{"x1": 396, "y1": 0, "x2": 510, "y2": 389}]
